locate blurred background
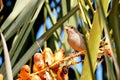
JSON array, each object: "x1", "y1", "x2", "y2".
[{"x1": 0, "y1": 0, "x2": 120, "y2": 80}]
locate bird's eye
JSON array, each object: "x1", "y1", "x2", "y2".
[{"x1": 71, "y1": 26, "x2": 74, "y2": 29}]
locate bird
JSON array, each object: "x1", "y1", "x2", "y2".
[{"x1": 65, "y1": 26, "x2": 86, "y2": 52}]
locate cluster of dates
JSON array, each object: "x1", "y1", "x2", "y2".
[{"x1": 18, "y1": 48, "x2": 69, "y2": 80}]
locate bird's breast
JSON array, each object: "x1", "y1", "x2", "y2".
[{"x1": 68, "y1": 34, "x2": 86, "y2": 51}]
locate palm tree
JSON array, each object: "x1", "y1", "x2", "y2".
[{"x1": 0, "y1": 0, "x2": 120, "y2": 80}]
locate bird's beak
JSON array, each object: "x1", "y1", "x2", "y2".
[{"x1": 65, "y1": 26, "x2": 70, "y2": 31}]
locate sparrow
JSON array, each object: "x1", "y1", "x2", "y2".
[{"x1": 65, "y1": 26, "x2": 86, "y2": 52}]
